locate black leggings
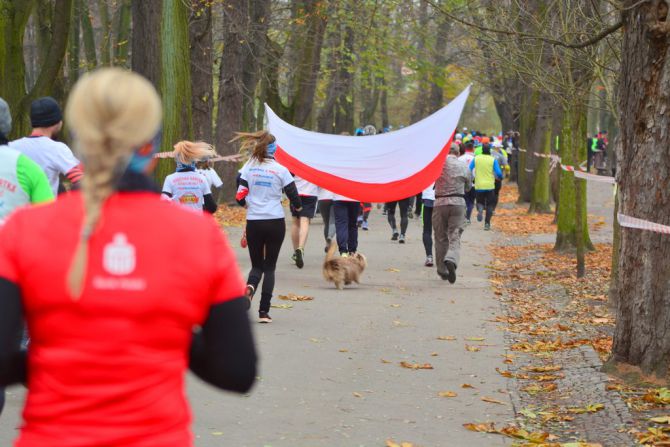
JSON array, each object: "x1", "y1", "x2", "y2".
[
  {"x1": 246, "y1": 218, "x2": 286, "y2": 313},
  {"x1": 422, "y1": 205, "x2": 433, "y2": 257},
  {"x1": 387, "y1": 198, "x2": 411, "y2": 235}
]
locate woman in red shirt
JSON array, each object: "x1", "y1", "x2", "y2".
[{"x1": 0, "y1": 68, "x2": 256, "y2": 446}]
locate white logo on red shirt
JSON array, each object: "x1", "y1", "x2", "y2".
[{"x1": 103, "y1": 233, "x2": 136, "y2": 276}]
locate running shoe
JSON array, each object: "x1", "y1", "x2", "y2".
[
  {"x1": 425, "y1": 256, "x2": 434, "y2": 267},
  {"x1": 295, "y1": 248, "x2": 304, "y2": 269},
  {"x1": 465, "y1": 219, "x2": 471, "y2": 225},
  {"x1": 399, "y1": 234, "x2": 406, "y2": 244},
  {"x1": 325, "y1": 238, "x2": 332, "y2": 253},
  {"x1": 357, "y1": 217, "x2": 363, "y2": 228},
  {"x1": 477, "y1": 209, "x2": 483, "y2": 222},
  {"x1": 438, "y1": 271, "x2": 449, "y2": 281},
  {"x1": 291, "y1": 252, "x2": 297, "y2": 263},
  {"x1": 382, "y1": 209, "x2": 388, "y2": 216},
  {"x1": 391, "y1": 231, "x2": 399, "y2": 241},
  {"x1": 258, "y1": 312, "x2": 272, "y2": 323},
  {"x1": 341, "y1": 252, "x2": 350, "y2": 258},
  {"x1": 245, "y1": 284, "x2": 255, "y2": 309},
  {"x1": 408, "y1": 210, "x2": 414, "y2": 219},
  {"x1": 445, "y1": 260, "x2": 457, "y2": 284},
  {"x1": 484, "y1": 223, "x2": 491, "y2": 231},
  {"x1": 362, "y1": 221, "x2": 369, "y2": 231}
]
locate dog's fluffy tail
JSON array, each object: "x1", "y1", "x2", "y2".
[{"x1": 326, "y1": 239, "x2": 338, "y2": 261}]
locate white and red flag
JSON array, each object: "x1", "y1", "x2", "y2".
[{"x1": 266, "y1": 85, "x2": 471, "y2": 202}]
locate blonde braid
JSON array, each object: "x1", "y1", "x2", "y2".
[{"x1": 65, "y1": 68, "x2": 162, "y2": 298}]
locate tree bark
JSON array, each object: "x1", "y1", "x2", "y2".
[
  {"x1": 113, "y1": 0, "x2": 131, "y2": 66},
  {"x1": 189, "y1": 0, "x2": 213, "y2": 142},
  {"x1": 528, "y1": 92, "x2": 555, "y2": 213},
  {"x1": 154, "y1": 0, "x2": 194, "y2": 185},
  {"x1": 67, "y1": 0, "x2": 81, "y2": 88},
  {"x1": 610, "y1": 0, "x2": 670, "y2": 379},
  {"x1": 131, "y1": 0, "x2": 161, "y2": 87},
  {"x1": 80, "y1": 0, "x2": 97, "y2": 70}
]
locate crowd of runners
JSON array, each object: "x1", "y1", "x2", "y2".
[{"x1": 0, "y1": 68, "x2": 519, "y2": 446}]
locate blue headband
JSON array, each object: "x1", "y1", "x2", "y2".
[
  {"x1": 127, "y1": 129, "x2": 162, "y2": 173},
  {"x1": 267, "y1": 142, "x2": 277, "y2": 157}
]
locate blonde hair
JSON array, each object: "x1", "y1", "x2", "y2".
[
  {"x1": 173, "y1": 140, "x2": 215, "y2": 165},
  {"x1": 230, "y1": 130, "x2": 275, "y2": 163},
  {"x1": 65, "y1": 68, "x2": 162, "y2": 298}
]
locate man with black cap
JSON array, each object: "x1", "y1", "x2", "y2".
[
  {"x1": 0, "y1": 96, "x2": 54, "y2": 415},
  {"x1": 10, "y1": 96, "x2": 83, "y2": 196}
]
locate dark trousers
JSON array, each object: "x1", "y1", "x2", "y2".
[
  {"x1": 246, "y1": 218, "x2": 286, "y2": 313},
  {"x1": 387, "y1": 198, "x2": 411, "y2": 235},
  {"x1": 464, "y1": 188, "x2": 476, "y2": 220},
  {"x1": 476, "y1": 190, "x2": 496, "y2": 225},
  {"x1": 414, "y1": 192, "x2": 423, "y2": 216},
  {"x1": 334, "y1": 201, "x2": 359, "y2": 254},
  {"x1": 422, "y1": 205, "x2": 433, "y2": 257},
  {"x1": 492, "y1": 179, "x2": 502, "y2": 210},
  {"x1": 318, "y1": 199, "x2": 335, "y2": 242},
  {"x1": 0, "y1": 388, "x2": 4, "y2": 416}
]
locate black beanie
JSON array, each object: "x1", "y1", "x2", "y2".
[{"x1": 30, "y1": 97, "x2": 63, "y2": 128}]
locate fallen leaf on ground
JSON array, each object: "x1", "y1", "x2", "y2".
[
  {"x1": 385, "y1": 268, "x2": 401, "y2": 272},
  {"x1": 390, "y1": 304, "x2": 401, "y2": 308},
  {"x1": 437, "y1": 336, "x2": 456, "y2": 341},
  {"x1": 521, "y1": 383, "x2": 558, "y2": 395},
  {"x1": 438, "y1": 391, "x2": 457, "y2": 398},
  {"x1": 567, "y1": 403, "x2": 604, "y2": 414},
  {"x1": 430, "y1": 352, "x2": 438, "y2": 356},
  {"x1": 385, "y1": 440, "x2": 415, "y2": 447},
  {"x1": 463, "y1": 422, "x2": 497, "y2": 433},
  {"x1": 353, "y1": 392, "x2": 362, "y2": 398},
  {"x1": 339, "y1": 349, "x2": 348, "y2": 353},
  {"x1": 465, "y1": 345, "x2": 481, "y2": 352},
  {"x1": 461, "y1": 383, "x2": 475, "y2": 389},
  {"x1": 393, "y1": 320, "x2": 409, "y2": 327},
  {"x1": 649, "y1": 416, "x2": 670, "y2": 424},
  {"x1": 381, "y1": 359, "x2": 392, "y2": 364},
  {"x1": 278, "y1": 293, "x2": 314, "y2": 301},
  {"x1": 270, "y1": 303, "x2": 293, "y2": 309},
  {"x1": 481, "y1": 396, "x2": 507, "y2": 405},
  {"x1": 309, "y1": 338, "x2": 321, "y2": 343},
  {"x1": 521, "y1": 365, "x2": 563, "y2": 373},
  {"x1": 399, "y1": 361, "x2": 433, "y2": 370},
  {"x1": 465, "y1": 337, "x2": 486, "y2": 341}
]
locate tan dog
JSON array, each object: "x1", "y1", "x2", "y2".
[{"x1": 322, "y1": 241, "x2": 367, "y2": 289}]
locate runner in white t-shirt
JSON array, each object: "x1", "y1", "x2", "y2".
[
  {"x1": 9, "y1": 97, "x2": 83, "y2": 196},
  {"x1": 421, "y1": 183, "x2": 436, "y2": 267},
  {"x1": 234, "y1": 130, "x2": 302, "y2": 323},
  {"x1": 289, "y1": 175, "x2": 318, "y2": 268},
  {"x1": 161, "y1": 141, "x2": 218, "y2": 214}
]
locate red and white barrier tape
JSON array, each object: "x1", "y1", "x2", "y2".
[
  {"x1": 153, "y1": 152, "x2": 244, "y2": 163},
  {"x1": 574, "y1": 170, "x2": 616, "y2": 184},
  {"x1": 618, "y1": 213, "x2": 670, "y2": 234}
]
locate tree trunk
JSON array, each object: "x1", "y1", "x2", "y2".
[
  {"x1": 154, "y1": 0, "x2": 193, "y2": 185},
  {"x1": 131, "y1": 1, "x2": 161, "y2": 87},
  {"x1": 17, "y1": 0, "x2": 73, "y2": 132},
  {"x1": 113, "y1": 0, "x2": 131, "y2": 66},
  {"x1": 80, "y1": 0, "x2": 97, "y2": 70},
  {"x1": 189, "y1": 0, "x2": 213, "y2": 142},
  {"x1": 215, "y1": 0, "x2": 248, "y2": 202},
  {"x1": 67, "y1": 0, "x2": 81, "y2": 88},
  {"x1": 554, "y1": 105, "x2": 593, "y2": 252},
  {"x1": 97, "y1": 0, "x2": 111, "y2": 66},
  {"x1": 610, "y1": 0, "x2": 670, "y2": 379},
  {"x1": 528, "y1": 93, "x2": 555, "y2": 213},
  {"x1": 0, "y1": 1, "x2": 36, "y2": 137},
  {"x1": 517, "y1": 88, "x2": 539, "y2": 203}
]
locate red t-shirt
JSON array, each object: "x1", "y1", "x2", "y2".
[{"x1": 0, "y1": 191, "x2": 245, "y2": 447}]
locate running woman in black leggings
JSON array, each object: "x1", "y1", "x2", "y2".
[
  {"x1": 386, "y1": 197, "x2": 411, "y2": 243},
  {"x1": 235, "y1": 130, "x2": 302, "y2": 323}
]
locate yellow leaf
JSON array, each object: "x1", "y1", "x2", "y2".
[
  {"x1": 353, "y1": 392, "x2": 362, "y2": 398},
  {"x1": 650, "y1": 416, "x2": 670, "y2": 424},
  {"x1": 381, "y1": 359, "x2": 392, "y2": 364},
  {"x1": 437, "y1": 336, "x2": 457, "y2": 341},
  {"x1": 465, "y1": 337, "x2": 485, "y2": 341},
  {"x1": 339, "y1": 349, "x2": 349, "y2": 353},
  {"x1": 438, "y1": 391, "x2": 457, "y2": 397},
  {"x1": 521, "y1": 365, "x2": 563, "y2": 373},
  {"x1": 271, "y1": 303, "x2": 293, "y2": 309},
  {"x1": 465, "y1": 345, "x2": 481, "y2": 352},
  {"x1": 461, "y1": 383, "x2": 475, "y2": 389},
  {"x1": 211, "y1": 431, "x2": 224, "y2": 436},
  {"x1": 430, "y1": 352, "x2": 439, "y2": 356},
  {"x1": 278, "y1": 293, "x2": 314, "y2": 301},
  {"x1": 481, "y1": 396, "x2": 507, "y2": 405},
  {"x1": 390, "y1": 303, "x2": 402, "y2": 308},
  {"x1": 463, "y1": 422, "x2": 496, "y2": 433},
  {"x1": 385, "y1": 267, "x2": 401, "y2": 272},
  {"x1": 399, "y1": 361, "x2": 434, "y2": 370}
]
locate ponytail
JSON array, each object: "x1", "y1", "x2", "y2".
[
  {"x1": 231, "y1": 130, "x2": 276, "y2": 163},
  {"x1": 65, "y1": 68, "x2": 162, "y2": 299}
]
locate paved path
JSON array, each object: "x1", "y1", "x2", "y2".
[{"x1": 0, "y1": 207, "x2": 514, "y2": 446}]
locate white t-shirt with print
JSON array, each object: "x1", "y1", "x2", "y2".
[
  {"x1": 317, "y1": 187, "x2": 336, "y2": 201},
  {"x1": 240, "y1": 159, "x2": 294, "y2": 220},
  {"x1": 162, "y1": 171, "x2": 211, "y2": 212},
  {"x1": 197, "y1": 168, "x2": 223, "y2": 189},
  {"x1": 294, "y1": 176, "x2": 318, "y2": 197},
  {"x1": 10, "y1": 136, "x2": 80, "y2": 195},
  {"x1": 422, "y1": 183, "x2": 436, "y2": 201}
]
